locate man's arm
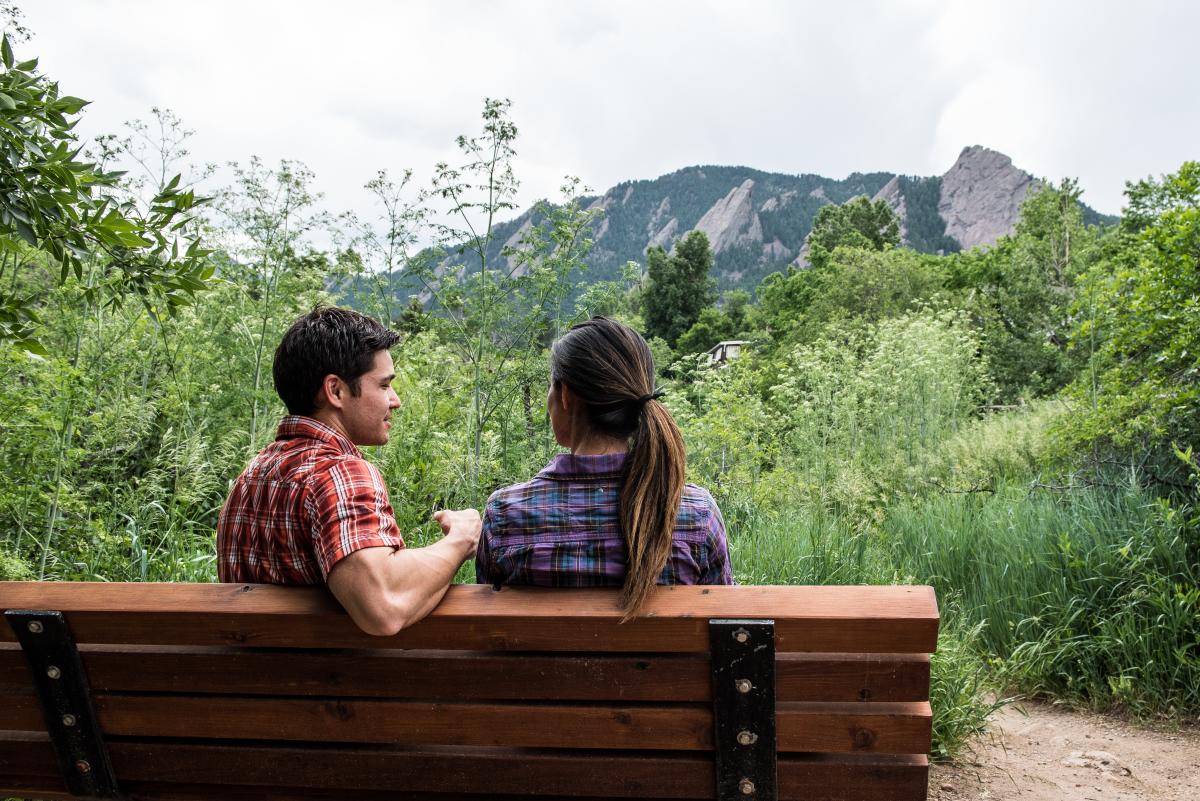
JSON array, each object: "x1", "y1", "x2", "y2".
[{"x1": 326, "y1": 509, "x2": 481, "y2": 636}]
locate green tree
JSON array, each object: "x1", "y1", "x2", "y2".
[
  {"x1": 800, "y1": 247, "x2": 944, "y2": 337},
  {"x1": 0, "y1": 35, "x2": 210, "y2": 352},
  {"x1": 1058, "y1": 162, "x2": 1200, "y2": 484},
  {"x1": 756, "y1": 264, "x2": 821, "y2": 339},
  {"x1": 344, "y1": 168, "x2": 427, "y2": 325},
  {"x1": 213, "y1": 157, "x2": 332, "y2": 451},
  {"x1": 409, "y1": 100, "x2": 598, "y2": 489},
  {"x1": 676, "y1": 290, "x2": 752, "y2": 354},
  {"x1": 757, "y1": 246, "x2": 941, "y2": 346},
  {"x1": 806, "y1": 196, "x2": 900, "y2": 270},
  {"x1": 946, "y1": 180, "x2": 1099, "y2": 401},
  {"x1": 643, "y1": 230, "x2": 717, "y2": 346}
]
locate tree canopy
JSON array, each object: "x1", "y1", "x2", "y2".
[
  {"x1": 0, "y1": 34, "x2": 210, "y2": 353},
  {"x1": 642, "y1": 230, "x2": 717, "y2": 347},
  {"x1": 805, "y1": 195, "x2": 901, "y2": 270},
  {"x1": 1058, "y1": 162, "x2": 1200, "y2": 476}
]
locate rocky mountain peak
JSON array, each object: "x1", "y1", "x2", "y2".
[
  {"x1": 692, "y1": 178, "x2": 763, "y2": 254},
  {"x1": 939, "y1": 145, "x2": 1038, "y2": 250},
  {"x1": 414, "y1": 148, "x2": 1112, "y2": 302}
]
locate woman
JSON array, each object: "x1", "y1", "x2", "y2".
[{"x1": 475, "y1": 317, "x2": 733, "y2": 617}]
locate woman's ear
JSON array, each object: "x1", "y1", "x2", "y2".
[{"x1": 557, "y1": 381, "x2": 574, "y2": 414}]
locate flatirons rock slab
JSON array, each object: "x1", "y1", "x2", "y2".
[
  {"x1": 939, "y1": 145, "x2": 1039, "y2": 250},
  {"x1": 693, "y1": 178, "x2": 764, "y2": 253}
]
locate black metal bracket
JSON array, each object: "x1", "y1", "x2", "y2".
[
  {"x1": 4, "y1": 609, "x2": 121, "y2": 799},
  {"x1": 710, "y1": 619, "x2": 777, "y2": 801}
]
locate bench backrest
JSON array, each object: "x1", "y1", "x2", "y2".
[{"x1": 1, "y1": 582, "x2": 938, "y2": 801}]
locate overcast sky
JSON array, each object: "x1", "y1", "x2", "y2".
[{"x1": 20, "y1": 0, "x2": 1200, "y2": 228}]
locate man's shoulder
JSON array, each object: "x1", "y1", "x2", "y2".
[{"x1": 240, "y1": 436, "x2": 375, "y2": 486}]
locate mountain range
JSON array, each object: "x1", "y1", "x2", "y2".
[{"x1": 408, "y1": 146, "x2": 1116, "y2": 298}]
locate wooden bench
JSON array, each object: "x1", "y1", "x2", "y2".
[{"x1": 1, "y1": 582, "x2": 938, "y2": 801}]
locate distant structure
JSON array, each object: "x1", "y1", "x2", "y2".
[{"x1": 707, "y1": 340, "x2": 748, "y2": 367}]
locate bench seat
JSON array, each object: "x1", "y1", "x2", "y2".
[{"x1": 1, "y1": 582, "x2": 938, "y2": 801}]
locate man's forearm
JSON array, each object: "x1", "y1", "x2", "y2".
[
  {"x1": 379, "y1": 535, "x2": 474, "y2": 630},
  {"x1": 327, "y1": 534, "x2": 475, "y2": 636}
]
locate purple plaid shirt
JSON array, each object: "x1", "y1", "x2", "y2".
[{"x1": 475, "y1": 451, "x2": 733, "y2": 587}]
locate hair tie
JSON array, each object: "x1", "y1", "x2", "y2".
[{"x1": 637, "y1": 390, "x2": 666, "y2": 405}]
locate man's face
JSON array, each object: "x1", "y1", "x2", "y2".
[{"x1": 340, "y1": 350, "x2": 401, "y2": 446}]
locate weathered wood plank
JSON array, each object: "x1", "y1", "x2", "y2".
[
  {"x1": 0, "y1": 693, "x2": 931, "y2": 754},
  {"x1": 0, "y1": 645, "x2": 930, "y2": 702},
  {"x1": 0, "y1": 583, "x2": 940, "y2": 652},
  {"x1": 0, "y1": 734, "x2": 929, "y2": 800}
]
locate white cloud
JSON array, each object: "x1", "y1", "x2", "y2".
[{"x1": 19, "y1": 0, "x2": 1200, "y2": 227}]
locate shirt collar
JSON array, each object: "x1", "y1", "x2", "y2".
[
  {"x1": 275, "y1": 415, "x2": 360, "y2": 456},
  {"x1": 537, "y1": 451, "x2": 628, "y2": 480}
]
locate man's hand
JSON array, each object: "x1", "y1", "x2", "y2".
[{"x1": 432, "y1": 508, "x2": 482, "y2": 555}]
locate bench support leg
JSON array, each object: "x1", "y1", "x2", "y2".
[
  {"x1": 5, "y1": 609, "x2": 121, "y2": 799},
  {"x1": 710, "y1": 618, "x2": 777, "y2": 801}
]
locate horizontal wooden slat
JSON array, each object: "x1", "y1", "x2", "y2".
[
  {"x1": 0, "y1": 582, "x2": 940, "y2": 652},
  {"x1": 0, "y1": 784, "x2": 739, "y2": 801},
  {"x1": 0, "y1": 691, "x2": 931, "y2": 754},
  {"x1": 0, "y1": 644, "x2": 929, "y2": 702},
  {"x1": 0, "y1": 733, "x2": 929, "y2": 800}
]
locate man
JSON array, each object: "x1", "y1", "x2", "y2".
[{"x1": 217, "y1": 306, "x2": 481, "y2": 636}]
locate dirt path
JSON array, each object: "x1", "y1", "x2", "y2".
[{"x1": 929, "y1": 702, "x2": 1200, "y2": 801}]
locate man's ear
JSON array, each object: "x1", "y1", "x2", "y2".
[{"x1": 318, "y1": 374, "x2": 347, "y2": 410}]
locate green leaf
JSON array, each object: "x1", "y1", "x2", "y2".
[
  {"x1": 55, "y1": 96, "x2": 87, "y2": 115},
  {"x1": 13, "y1": 218, "x2": 37, "y2": 247},
  {"x1": 1, "y1": 37, "x2": 12, "y2": 70},
  {"x1": 115, "y1": 231, "x2": 153, "y2": 248},
  {"x1": 0, "y1": 93, "x2": 17, "y2": 111},
  {"x1": 15, "y1": 338, "x2": 48, "y2": 357}
]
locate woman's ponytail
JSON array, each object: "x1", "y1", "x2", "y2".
[{"x1": 618, "y1": 399, "x2": 686, "y2": 618}]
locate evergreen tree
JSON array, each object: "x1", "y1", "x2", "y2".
[
  {"x1": 806, "y1": 196, "x2": 900, "y2": 270},
  {"x1": 642, "y1": 230, "x2": 717, "y2": 346}
]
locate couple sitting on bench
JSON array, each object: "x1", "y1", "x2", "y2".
[{"x1": 216, "y1": 306, "x2": 732, "y2": 634}]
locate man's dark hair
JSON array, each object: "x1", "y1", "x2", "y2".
[{"x1": 273, "y1": 306, "x2": 401, "y2": 416}]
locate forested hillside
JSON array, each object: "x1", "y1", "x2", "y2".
[
  {"x1": 1, "y1": 24, "x2": 1196, "y2": 762},
  {"x1": 382, "y1": 144, "x2": 1117, "y2": 303}
]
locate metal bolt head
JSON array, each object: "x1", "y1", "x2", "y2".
[
  {"x1": 733, "y1": 628, "x2": 750, "y2": 644},
  {"x1": 735, "y1": 678, "x2": 753, "y2": 694},
  {"x1": 739, "y1": 778, "x2": 756, "y2": 795},
  {"x1": 27, "y1": 621, "x2": 43, "y2": 634},
  {"x1": 62, "y1": 714, "x2": 77, "y2": 727},
  {"x1": 46, "y1": 666, "x2": 62, "y2": 680},
  {"x1": 737, "y1": 729, "x2": 756, "y2": 746},
  {"x1": 75, "y1": 760, "x2": 91, "y2": 774}
]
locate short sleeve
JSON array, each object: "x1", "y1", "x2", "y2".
[
  {"x1": 699, "y1": 493, "x2": 735, "y2": 585},
  {"x1": 304, "y1": 457, "x2": 405, "y2": 578}
]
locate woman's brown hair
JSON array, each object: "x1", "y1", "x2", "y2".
[{"x1": 549, "y1": 317, "x2": 686, "y2": 618}]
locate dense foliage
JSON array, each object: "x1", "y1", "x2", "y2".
[
  {"x1": 0, "y1": 36, "x2": 209, "y2": 353},
  {"x1": 1, "y1": 22, "x2": 1197, "y2": 762},
  {"x1": 642, "y1": 230, "x2": 717, "y2": 347},
  {"x1": 804, "y1": 195, "x2": 901, "y2": 270}
]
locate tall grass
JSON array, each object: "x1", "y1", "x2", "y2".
[
  {"x1": 729, "y1": 504, "x2": 1002, "y2": 760},
  {"x1": 885, "y1": 481, "x2": 1199, "y2": 716},
  {"x1": 729, "y1": 475, "x2": 1200, "y2": 756}
]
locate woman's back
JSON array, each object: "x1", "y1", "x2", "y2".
[
  {"x1": 476, "y1": 451, "x2": 731, "y2": 587},
  {"x1": 475, "y1": 316, "x2": 734, "y2": 614}
]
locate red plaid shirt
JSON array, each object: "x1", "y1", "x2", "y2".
[{"x1": 217, "y1": 416, "x2": 405, "y2": 584}]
